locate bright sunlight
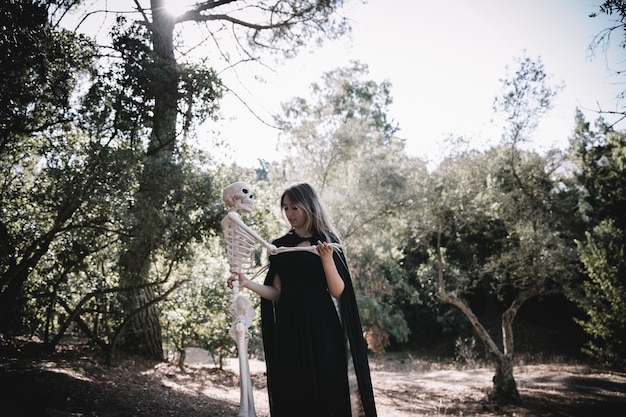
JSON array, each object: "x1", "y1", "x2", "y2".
[{"x1": 161, "y1": 0, "x2": 193, "y2": 17}]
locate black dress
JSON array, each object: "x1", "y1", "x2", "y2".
[{"x1": 261, "y1": 231, "x2": 377, "y2": 417}]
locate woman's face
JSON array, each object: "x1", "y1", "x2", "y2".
[{"x1": 282, "y1": 195, "x2": 307, "y2": 232}]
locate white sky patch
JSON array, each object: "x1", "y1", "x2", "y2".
[{"x1": 207, "y1": 0, "x2": 626, "y2": 168}]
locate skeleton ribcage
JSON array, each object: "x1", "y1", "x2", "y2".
[{"x1": 224, "y1": 225, "x2": 256, "y2": 273}]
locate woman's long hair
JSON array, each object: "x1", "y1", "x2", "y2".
[{"x1": 280, "y1": 183, "x2": 339, "y2": 242}]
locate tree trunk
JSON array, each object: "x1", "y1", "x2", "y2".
[
  {"x1": 435, "y1": 227, "x2": 521, "y2": 404},
  {"x1": 116, "y1": 0, "x2": 179, "y2": 360},
  {"x1": 0, "y1": 267, "x2": 29, "y2": 334},
  {"x1": 491, "y1": 354, "x2": 520, "y2": 404},
  {"x1": 490, "y1": 291, "x2": 536, "y2": 403},
  {"x1": 117, "y1": 157, "x2": 176, "y2": 359}
]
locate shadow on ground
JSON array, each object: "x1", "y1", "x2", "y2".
[{"x1": 2, "y1": 342, "x2": 626, "y2": 417}]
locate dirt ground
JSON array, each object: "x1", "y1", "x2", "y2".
[{"x1": 1, "y1": 341, "x2": 626, "y2": 417}]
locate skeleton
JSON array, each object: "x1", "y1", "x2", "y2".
[
  {"x1": 221, "y1": 182, "x2": 275, "y2": 417},
  {"x1": 220, "y1": 182, "x2": 344, "y2": 416}
]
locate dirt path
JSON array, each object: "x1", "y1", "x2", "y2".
[
  {"x1": 2, "y1": 345, "x2": 626, "y2": 416},
  {"x1": 368, "y1": 358, "x2": 626, "y2": 416},
  {"x1": 163, "y1": 351, "x2": 626, "y2": 417}
]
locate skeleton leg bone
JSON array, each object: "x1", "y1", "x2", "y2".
[{"x1": 229, "y1": 284, "x2": 257, "y2": 417}]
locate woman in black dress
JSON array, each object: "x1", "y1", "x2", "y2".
[{"x1": 229, "y1": 183, "x2": 377, "y2": 417}]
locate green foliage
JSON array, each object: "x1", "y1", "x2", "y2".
[
  {"x1": 493, "y1": 54, "x2": 563, "y2": 142},
  {"x1": 0, "y1": 6, "x2": 227, "y2": 337},
  {"x1": 351, "y1": 245, "x2": 412, "y2": 354},
  {"x1": 571, "y1": 113, "x2": 626, "y2": 232},
  {"x1": 432, "y1": 146, "x2": 576, "y2": 297},
  {"x1": 275, "y1": 61, "x2": 426, "y2": 350},
  {"x1": 0, "y1": 0, "x2": 97, "y2": 146},
  {"x1": 161, "y1": 240, "x2": 236, "y2": 368},
  {"x1": 84, "y1": 17, "x2": 223, "y2": 144},
  {"x1": 0, "y1": 0, "x2": 130, "y2": 333},
  {"x1": 569, "y1": 112, "x2": 626, "y2": 366},
  {"x1": 278, "y1": 61, "x2": 402, "y2": 194},
  {"x1": 575, "y1": 220, "x2": 626, "y2": 367}
]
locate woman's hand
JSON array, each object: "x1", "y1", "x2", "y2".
[
  {"x1": 317, "y1": 239, "x2": 345, "y2": 298},
  {"x1": 227, "y1": 272, "x2": 248, "y2": 290},
  {"x1": 316, "y1": 239, "x2": 335, "y2": 261},
  {"x1": 227, "y1": 271, "x2": 281, "y2": 301}
]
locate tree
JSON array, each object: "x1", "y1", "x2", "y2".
[
  {"x1": 276, "y1": 61, "x2": 419, "y2": 242},
  {"x1": 570, "y1": 113, "x2": 626, "y2": 233},
  {"x1": 0, "y1": 0, "x2": 100, "y2": 334},
  {"x1": 405, "y1": 56, "x2": 578, "y2": 404},
  {"x1": 478, "y1": 56, "x2": 572, "y2": 403},
  {"x1": 575, "y1": 220, "x2": 626, "y2": 366},
  {"x1": 275, "y1": 61, "x2": 423, "y2": 353},
  {"x1": 416, "y1": 146, "x2": 579, "y2": 403},
  {"x1": 57, "y1": 0, "x2": 351, "y2": 359},
  {"x1": 569, "y1": 112, "x2": 626, "y2": 366}
]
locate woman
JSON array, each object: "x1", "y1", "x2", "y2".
[{"x1": 229, "y1": 183, "x2": 377, "y2": 417}]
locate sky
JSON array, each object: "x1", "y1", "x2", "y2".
[{"x1": 205, "y1": 0, "x2": 626, "y2": 168}]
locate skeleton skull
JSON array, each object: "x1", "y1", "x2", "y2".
[{"x1": 223, "y1": 182, "x2": 254, "y2": 213}]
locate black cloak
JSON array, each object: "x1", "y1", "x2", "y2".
[{"x1": 260, "y1": 231, "x2": 377, "y2": 417}]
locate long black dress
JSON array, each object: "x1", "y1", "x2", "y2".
[{"x1": 260, "y1": 231, "x2": 377, "y2": 417}]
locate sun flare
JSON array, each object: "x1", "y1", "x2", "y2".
[{"x1": 161, "y1": 0, "x2": 192, "y2": 17}]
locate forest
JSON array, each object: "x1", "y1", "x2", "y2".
[{"x1": 1, "y1": 0, "x2": 626, "y2": 416}]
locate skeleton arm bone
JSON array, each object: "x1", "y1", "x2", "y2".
[{"x1": 271, "y1": 242, "x2": 342, "y2": 256}]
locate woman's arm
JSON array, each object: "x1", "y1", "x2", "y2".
[
  {"x1": 317, "y1": 240, "x2": 345, "y2": 298},
  {"x1": 229, "y1": 272, "x2": 281, "y2": 301}
]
